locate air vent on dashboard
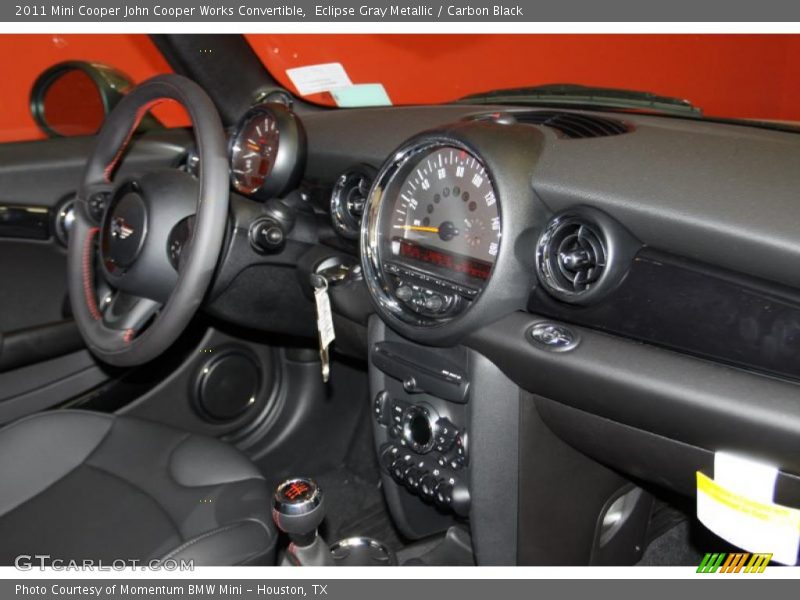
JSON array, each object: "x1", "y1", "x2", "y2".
[
  {"x1": 514, "y1": 111, "x2": 630, "y2": 139},
  {"x1": 535, "y1": 208, "x2": 640, "y2": 304},
  {"x1": 537, "y1": 216, "x2": 607, "y2": 296},
  {"x1": 330, "y1": 165, "x2": 376, "y2": 239}
]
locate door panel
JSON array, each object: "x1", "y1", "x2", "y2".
[
  {"x1": 0, "y1": 239, "x2": 68, "y2": 332},
  {"x1": 0, "y1": 129, "x2": 191, "y2": 417},
  {"x1": 0, "y1": 350, "x2": 110, "y2": 425}
]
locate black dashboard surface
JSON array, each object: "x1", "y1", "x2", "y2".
[
  {"x1": 302, "y1": 105, "x2": 800, "y2": 291},
  {"x1": 301, "y1": 103, "x2": 800, "y2": 491}
]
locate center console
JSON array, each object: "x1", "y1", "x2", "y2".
[
  {"x1": 367, "y1": 317, "x2": 520, "y2": 564},
  {"x1": 368, "y1": 320, "x2": 471, "y2": 538},
  {"x1": 373, "y1": 345, "x2": 470, "y2": 512}
]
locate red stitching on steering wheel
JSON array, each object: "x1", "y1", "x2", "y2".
[
  {"x1": 83, "y1": 227, "x2": 102, "y2": 321},
  {"x1": 103, "y1": 98, "x2": 171, "y2": 183}
]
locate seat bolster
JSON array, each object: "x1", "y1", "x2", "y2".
[
  {"x1": 158, "y1": 519, "x2": 275, "y2": 566},
  {"x1": 168, "y1": 434, "x2": 264, "y2": 487},
  {"x1": 0, "y1": 411, "x2": 113, "y2": 516}
]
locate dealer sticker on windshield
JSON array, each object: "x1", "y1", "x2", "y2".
[
  {"x1": 696, "y1": 453, "x2": 800, "y2": 565},
  {"x1": 285, "y1": 63, "x2": 352, "y2": 96}
]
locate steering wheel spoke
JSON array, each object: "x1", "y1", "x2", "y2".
[{"x1": 102, "y1": 291, "x2": 161, "y2": 337}]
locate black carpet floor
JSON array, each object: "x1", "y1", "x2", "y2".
[
  {"x1": 314, "y1": 467, "x2": 406, "y2": 551},
  {"x1": 638, "y1": 499, "x2": 739, "y2": 566},
  {"x1": 310, "y1": 393, "x2": 407, "y2": 552}
]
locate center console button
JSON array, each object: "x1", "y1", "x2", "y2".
[
  {"x1": 402, "y1": 376, "x2": 421, "y2": 393},
  {"x1": 434, "y1": 481, "x2": 453, "y2": 508},
  {"x1": 423, "y1": 293, "x2": 444, "y2": 312},
  {"x1": 419, "y1": 473, "x2": 440, "y2": 501},
  {"x1": 396, "y1": 285, "x2": 413, "y2": 302},
  {"x1": 434, "y1": 479, "x2": 470, "y2": 516},
  {"x1": 373, "y1": 390, "x2": 391, "y2": 426},
  {"x1": 404, "y1": 466, "x2": 425, "y2": 491},
  {"x1": 433, "y1": 418, "x2": 458, "y2": 452},
  {"x1": 379, "y1": 444, "x2": 400, "y2": 470},
  {"x1": 390, "y1": 455, "x2": 414, "y2": 483}
]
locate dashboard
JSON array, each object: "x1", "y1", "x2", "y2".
[
  {"x1": 212, "y1": 99, "x2": 800, "y2": 396},
  {"x1": 200, "y1": 99, "x2": 800, "y2": 562}
]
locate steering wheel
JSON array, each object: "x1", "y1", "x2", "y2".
[{"x1": 67, "y1": 75, "x2": 229, "y2": 367}]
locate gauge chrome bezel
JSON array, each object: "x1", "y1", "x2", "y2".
[
  {"x1": 360, "y1": 137, "x2": 501, "y2": 328},
  {"x1": 228, "y1": 102, "x2": 306, "y2": 200}
]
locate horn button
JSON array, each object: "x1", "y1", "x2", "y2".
[
  {"x1": 100, "y1": 170, "x2": 199, "y2": 303},
  {"x1": 102, "y1": 182, "x2": 147, "y2": 272}
]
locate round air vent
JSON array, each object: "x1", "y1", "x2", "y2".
[
  {"x1": 536, "y1": 208, "x2": 639, "y2": 304},
  {"x1": 331, "y1": 165, "x2": 376, "y2": 239}
]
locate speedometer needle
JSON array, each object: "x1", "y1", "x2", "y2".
[{"x1": 395, "y1": 225, "x2": 440, "y2": 233}]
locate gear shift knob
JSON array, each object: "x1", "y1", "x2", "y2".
[
  {"x1": 273, "y1": 477, "x2": 325, "y2": 545},
  {"x1": 272, "y1": 477, "x2": 334, "y2": 566}
]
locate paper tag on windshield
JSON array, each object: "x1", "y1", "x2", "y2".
[
  {"x1": 696, "y1": 453, "x2": 800, "y2": 565},
  {"x1": 314, "y1": 285, "x2": 335, "y2": 350},
  {"x1": 332, "y1": 83, "x2": 392, "y2": 107},
  {"x1": 286, "y1": 63, "x2": 352, "y2": 96}
]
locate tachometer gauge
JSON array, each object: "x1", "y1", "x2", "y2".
[
  {"x1": 228, "y1": 103, "x2": 306, "y2": 199},
  {"x1": 362, "y1": 140, "x2": 501, "y2": 326},
  {"x1": 230, "y1": 110, "x2": 279, "y2": 195}
]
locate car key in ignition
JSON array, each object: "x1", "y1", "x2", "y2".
[{"x1": 310, "y1": 272, "x2": 336, "y2": 382}]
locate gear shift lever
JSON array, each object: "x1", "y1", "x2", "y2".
[{"x1": 272, "y1": 477, "x2": 334, "y2": 566}]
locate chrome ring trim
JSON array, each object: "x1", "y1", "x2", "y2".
[{"x1": 360, "y1": 137, "x2": 500, "y2": 328}]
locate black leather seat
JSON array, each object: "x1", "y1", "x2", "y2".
[{"x1": 0, "y1": 410, "x2": 276, "y2": 566}]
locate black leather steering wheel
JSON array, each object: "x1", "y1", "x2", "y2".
[{"x1": 67, "y1": 75, "x2": 229, "y2": 367}]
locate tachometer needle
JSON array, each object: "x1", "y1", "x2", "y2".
[{"x1": 394, "y1": 225, "x2": 440, "y2": 233}]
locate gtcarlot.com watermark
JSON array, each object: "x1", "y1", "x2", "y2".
[{"x1": 15, "y1": 555, "x2": 194, "y2": 571}]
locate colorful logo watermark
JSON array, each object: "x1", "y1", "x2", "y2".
[{"x1": 697, "y1": 552, "x2": 772, "y2": 573}]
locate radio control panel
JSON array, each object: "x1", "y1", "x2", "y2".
[{"x1": 374, "y1": 390, "x2": 470, "y2": 516}]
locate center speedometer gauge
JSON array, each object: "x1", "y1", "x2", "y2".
[
  {"x1": 229, "y1": 102, "x2": 306, "y2": 200},
  {"x1": 362, "y1": 139, "x2": 501, "y2": 327}
]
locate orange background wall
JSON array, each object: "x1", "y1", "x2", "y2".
[
  {"x1": 1, "y1": 34, "x2": 799, "y2": 143},
  {"x1": 0, "y1": 34, "x2": 188, "y2": 142},
  {"x1": 249, "y1": 34, "x2": 800, "y2": 122}
]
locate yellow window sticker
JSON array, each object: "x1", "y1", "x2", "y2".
[{"x1": 697, "y1": 470, "x2": 800, "y2": 566}]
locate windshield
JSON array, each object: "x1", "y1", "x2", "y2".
[{"x1": 246, "y1": 34, "x2": 800, "y2": 123}]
